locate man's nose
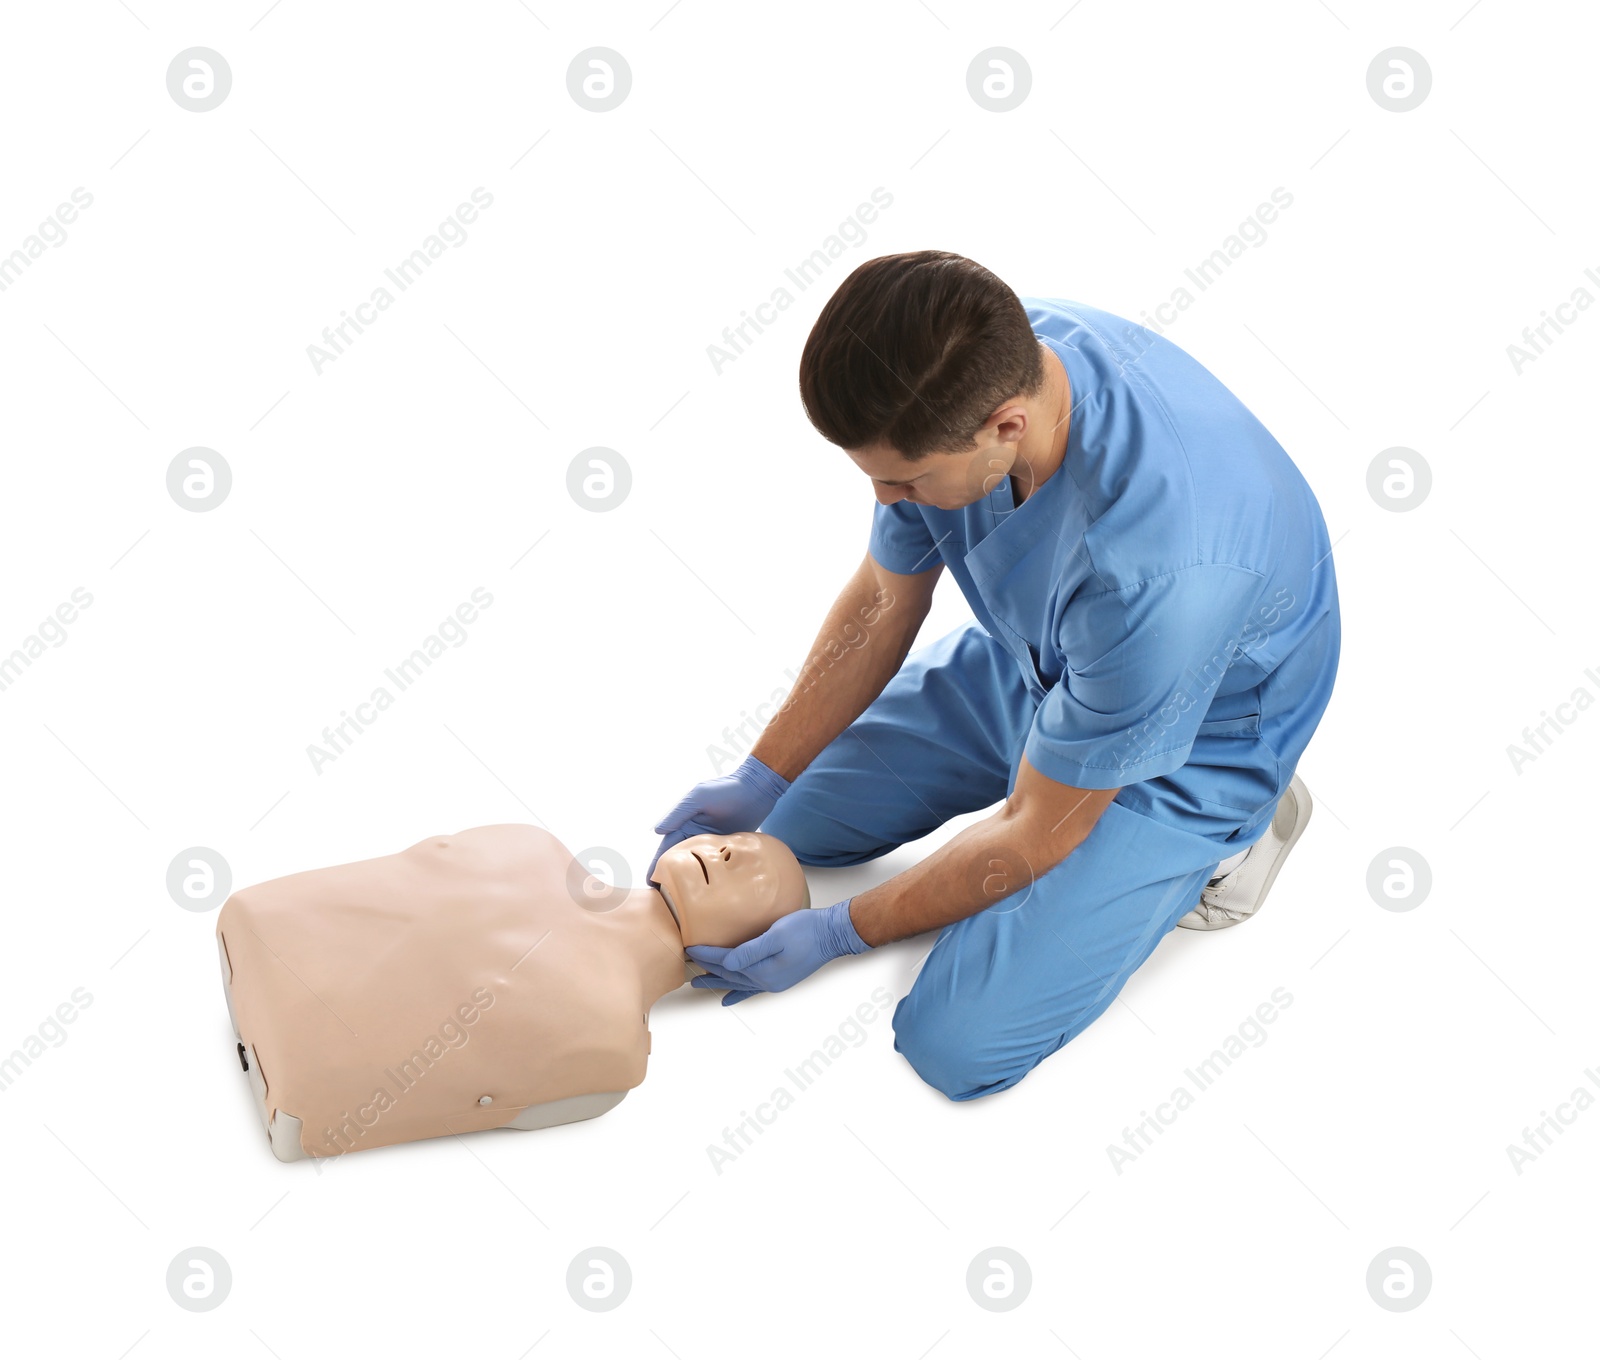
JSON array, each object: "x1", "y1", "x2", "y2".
[{"x1": 873, "y1": 482, "x2": 908, "y2": 506}]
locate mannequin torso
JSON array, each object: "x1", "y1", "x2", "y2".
[{"x1": 218, "y1": 824, "x2": 798, "y2": 1159}]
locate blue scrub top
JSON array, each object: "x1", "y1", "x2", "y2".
[{"x1": 868, "y1": 298, "x2": 1341, "y2": 839}]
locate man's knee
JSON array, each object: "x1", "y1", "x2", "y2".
[
  {"x1": 891, "y1": 992, "x2": 1038, "y2": 1102},
  {"x1": 759, "y1": 798, "x2": 898, "y2": 868}
]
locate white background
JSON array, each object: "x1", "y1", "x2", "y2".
[{"x1": 1, "y1": 1, "x2": 1594, "y2": 1355}]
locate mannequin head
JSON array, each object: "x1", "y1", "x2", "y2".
[{"x1": 648, "y1": 831, "x2": 810, "y2": 949}]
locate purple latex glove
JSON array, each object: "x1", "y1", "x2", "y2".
[
  {"x1": 686, "y1": 899, "x2": 870, "y2": 1005},
  {"x1": 648, "y1": 754, "x2": 790, "y2": 881}
]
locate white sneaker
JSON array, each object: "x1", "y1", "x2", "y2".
[{"x1": 1176, "y1": 774, "x2": 1313, "y2": 930}]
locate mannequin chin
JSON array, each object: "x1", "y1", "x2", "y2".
[{"x1": 649, "y1": 831, "x2": 811, "y2": 949}]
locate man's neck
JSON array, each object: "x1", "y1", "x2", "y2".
[{"x1": 1009, "y1": 344, "x2": 1072, "y2": 506}]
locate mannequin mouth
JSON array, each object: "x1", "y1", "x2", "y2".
[{"x1": 690, "y1": 851, "x2": 710, "y2": 884}]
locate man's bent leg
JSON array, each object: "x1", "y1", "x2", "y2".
[
  {"x1": 892, "y1": 799, "x2": 1226, "y2": 1100},
  {"x1": 761, "y1": 622, "x2": 1035, "y2": 867}
]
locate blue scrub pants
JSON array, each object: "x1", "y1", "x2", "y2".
[{"x1": 761, "y1": 622, "x2": 1249, "y2": 1102}]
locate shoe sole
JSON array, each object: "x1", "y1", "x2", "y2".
[{"x1": 1176, "y1": 773, "x2": 1313, "y2": 931}]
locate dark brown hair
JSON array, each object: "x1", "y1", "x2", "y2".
[{"x1": 797, "y1": 250, "x2": 1044, "y2": 458}]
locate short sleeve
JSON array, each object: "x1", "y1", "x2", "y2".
[
  {"x1": 867, "y1": 500, "x2": 942, "y2": 575},
  {"x1": 1024, "y1": 563, "x2": 1267, "y2": 789}
]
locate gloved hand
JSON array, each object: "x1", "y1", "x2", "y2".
[
  {"x1": 686, "y1": 899, "x2": 870, "y2": 1005},
  {"x1": 647, "y1": 754, "x2": 791, "y2": 881}
]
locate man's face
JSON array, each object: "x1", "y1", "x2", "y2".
[{"x1": 846, "y1": 421, "x2": 1019, "y2": 512}]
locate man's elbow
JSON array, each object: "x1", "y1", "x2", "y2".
[{"x1": 997, "y1": 780, "x2": 1118, "y2": 859}]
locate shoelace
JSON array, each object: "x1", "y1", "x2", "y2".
[{"x1": 1198, "y1": 866, "x2": 1244, "y2": 916}]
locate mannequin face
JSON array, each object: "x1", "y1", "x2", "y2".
[{"x1": 648, "y1": 831, "x2": 810, "y2": 949}]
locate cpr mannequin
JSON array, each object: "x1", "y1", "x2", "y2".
[{"x1": 216, "y1": 825, "x2": 808, "y2": 1161}]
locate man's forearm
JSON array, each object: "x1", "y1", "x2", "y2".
[
  {"x1": 751, "y1": 570, "x2": 924, "y2": 782},
  {"x1": 847, "y1": 782, "x2": 1119, "y2": 946}
]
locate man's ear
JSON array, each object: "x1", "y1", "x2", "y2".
[{"x1": 986, "y1": 400, "x2": 1030, "y2": 447}]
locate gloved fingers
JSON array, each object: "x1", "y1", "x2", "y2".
[
  {"x1": 652, "y1": 797, "x2": 699, "y2": 836},
  {"x1": 722, "y1": 990, "x2": 759, "y2": 1006},
  {"x1": 686, "y1": 955, "x2": 758, "y2": 986},
  {"x1": 690, "y1": 969, "x2": 759, "y2": 992},
  {"x1": 683, "y1": 944, "x2": 732, "y2": 966},
  {"x1": 702, "y1": 957, "x2": 766, "y2": 989},
  {"x1": 648, "y1": 816, "x2": 716, "y2": 882},
  {"x1": 721, "y1": 933, "x2": 785, "y2": 974}
]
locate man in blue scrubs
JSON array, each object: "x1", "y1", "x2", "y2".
[{"x1": 651, "y1": 250, "x2": 1340, "y2": 1101}]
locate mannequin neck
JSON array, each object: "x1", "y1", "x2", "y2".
[{"x1": 614, "y1": 886, "x2": 690, "y2": 1005}]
